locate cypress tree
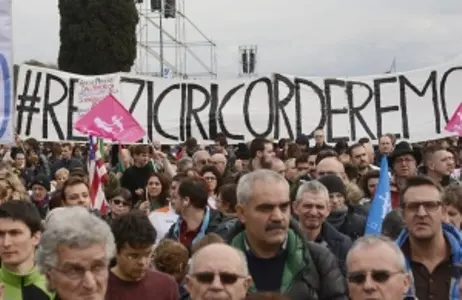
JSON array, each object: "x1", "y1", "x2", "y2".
[{"x1": 58, "y1": 0, "x2": 139, "y2": 75}]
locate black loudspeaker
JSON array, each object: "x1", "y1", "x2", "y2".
[
  {"x1": 242, "y1": 50, "x2": 248, "y2": 74},
  {"x1": 164, "y1": 0, "x2": 176, "y2": 18},
  {"x1": 249, "y1": 50, "x2": 255, "y2": 74},
  {"x1": 151, "y1": 0, "x2": 161, "y2": 11}
]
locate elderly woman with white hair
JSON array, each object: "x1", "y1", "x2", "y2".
[{"x1": 36, "y1": 206, "x2": 116, "y2": 300}]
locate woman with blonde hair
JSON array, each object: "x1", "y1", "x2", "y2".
[{"x1": 0, "y1": 171, "x2": 28, "y2": 202}]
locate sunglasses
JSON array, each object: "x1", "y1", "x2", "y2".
[
  {"x1": 191, "y1": 272, "x2": 246, "y2": 285},
  {"x1": 112, "y1": 199, "x2": 131, "y2": 207},
  {"x1": 347, "y1": 270, "x2": 402, "y2": 284}
]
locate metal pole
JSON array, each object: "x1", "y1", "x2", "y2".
[{"x1": 159, "y1": 0, "x2": 165, "y2": 76}]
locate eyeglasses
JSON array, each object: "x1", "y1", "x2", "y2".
[
  {"x1": 347, "y1": 270, "x2": 403, "y2": 284},
  {"x1": 191, "y1": 272, "x2": 247, "y2": 285},
  {"x1": 112, "y1": 199, "x2": 131, "y2": 207},
  {"x1": 53, "y1": 263, "x2": 108, "y2": 280},
  {"x1": 403, "y1": 201, "x2": 442, "y2": 213}
]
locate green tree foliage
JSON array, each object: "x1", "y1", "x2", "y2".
[{"x1": 58, "y1": 0, "x2": 139, "y2": 75}]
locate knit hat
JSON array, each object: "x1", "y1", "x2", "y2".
[
  {"x1": 31, "y1": 174, "x2": 51, "y2": 191},
  {"x1": 318, "y1": 175, "x2": 346, "y2": 198}
]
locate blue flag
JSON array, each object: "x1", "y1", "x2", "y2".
[{"x1": 365, "y1": 156, "x2": 392, "y2": 235}]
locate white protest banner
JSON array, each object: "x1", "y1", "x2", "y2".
[
  {"x1": 15, "y1": 58, "x2": 462, "y2": 144},
  {"x1": 0, "y1": 0, "x2": 14, "y2": 144},
  {"x1": 75, "y1": 74, "x2": 120, "y2": 118}
]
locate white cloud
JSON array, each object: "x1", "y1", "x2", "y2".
[{"x1": 11, "y1": 0, "x2": 462, "y2": 78}]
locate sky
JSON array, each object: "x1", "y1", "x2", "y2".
[{"x1": 12, "y1": 0, "x2": 462, "y2": 79}]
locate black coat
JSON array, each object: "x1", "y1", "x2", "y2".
[
  {"x1": 317, "y1": 222, "x2": 352, "y2": 275},
  {"x1": 328, "y1": 206, "x2": 366, "y2": 241}
]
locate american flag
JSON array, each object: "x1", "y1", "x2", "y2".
[{"x1": 88, "y1": 136, "x2": 109, "y2": 214}]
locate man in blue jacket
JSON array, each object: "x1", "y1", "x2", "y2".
[{"x1": 396, "y1": 175, "x2": 462, "y2": 300}]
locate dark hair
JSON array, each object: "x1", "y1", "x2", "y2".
[
  {"x1": 400, "y1": 175, "x2": 442, "y2": 208},
  {"x1": 218, "y1": 183, "x2": 237, "y2": 213},
  {"x1": 133, "y1": 144, "x2": 150, "y2": 155},
  {"x1": 334, "y1": 140, "x2": 349, "y2": 154},
  {"x1": 295, "y1": 153, "x2": 309, "y2": 165},
  {"x1": 24, "y1": 138, "x2": 39, "y2": 151},
  {"x1": 286, "y1": 143, "x2": 301, "y2": 159},
  {"x1": 214, "y1": 135, "x2": 228, "y2": 147},
  {"x1": 0, "y1": 200, "x2": 42, "y2": 234},
  {"x1": 106, "y1": 187, "x2": 134, "y2": 206},
  {"x1": 381, "y1": 209, "x2": 405, "y2": 240},
  {"x1": 359, "y1": 170, "x2": 380, "y2": 198},
  {"x1": 111, "y1": 210, "x2": 157, "y2": 252},
  {"x1": 315, "y1": 149, "x2": 338, "y2": 165},
  {"x1": 146, "y1": 172, "x2": 171, "y2": 206},
  {"x1": 69, "y1": 168, "x2": 88, "y2": 181},
  {"x1": 61, "y1": 142, "x2": 72, "y2": 150},
  {"x1": 347, "y1": 143, "x2": 365, "y2": 157},
  {"x1": 200, "y1": 165, "x2": 222, "y2": 195},
  {"x1": 250, "y1": 138, "x2": 271, "y2": 159},
  {"x1": 172, "y1": 173, "x2": 187, "y2": 183},
  {"x1": 11, "y1": 148, "x2": 25, "y2": 160},
  {"x1": 178, "y1": 177, "x2": 209, "y2": 209},
  {"x1": 61, "y1": 176, "x2": 89, "y2": 202},
  {"x1": 443, "y1": 184, "x2": 462, "y2": 213},
  {"x1": 343, "y1": 162, "x2": 359, "y2": 182},
  {"x1": 358, "y1": 137, "x2": 370, "y2": 144}
]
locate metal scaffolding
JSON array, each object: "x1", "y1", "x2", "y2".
[{"x1": 134, "y1": 0, "x2": 218, "y2": 79}]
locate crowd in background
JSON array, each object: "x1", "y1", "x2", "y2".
[{"x1": 0, "y1": 128, "x2": 461, "y2": 299}]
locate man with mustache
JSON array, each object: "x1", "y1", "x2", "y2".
[
  {"x1": 219, "y1": 169, "x2": 348, "y2": 299},
  {"x1": 396, "y1": 175, "x2": 462, "y2": 300}
]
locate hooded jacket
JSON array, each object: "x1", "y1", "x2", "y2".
[
  {"x1": 217, "y1": 218, "x2": 348, "y2": 300},
  {"x1": 164, "y1": 207, "x2": 224, "y2": 250},
  {"x1": 396, "y1": 223, "x2": 462, "y2": 300}
]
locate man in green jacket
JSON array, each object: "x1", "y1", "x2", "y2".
[{"x1": 0, "y1": 200, "x2": 53, "y2": 300}]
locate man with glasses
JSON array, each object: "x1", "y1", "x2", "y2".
[
  {"x1": 388, "y1": 142, "x2": 421, "y2": 209},
  {"x1": 192, "y1": 150, "x2": 211, "y2": 172},
  {"x1": 346, "y1": 235, "x2": 412, "y2": 300},
  {"x1": 107, "y1": 210, "x2": 178, "y2": 299},
  {"x1": 396, "y1": 175, "x2": 462, "y2": 300},
  {"x1": 185, "y1": 243, "x2": 252, "y2": 300},
  {"x1": 36, "y1": 206, "x2": 115, "y2": 300}
]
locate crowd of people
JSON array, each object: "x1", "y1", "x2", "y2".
[{"x1": 0, "y1": 127, "x2": 461, "y2": 299}]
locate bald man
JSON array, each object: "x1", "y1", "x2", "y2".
[
  {"x1": 186, "y1": 244, "x2": 252, "y2": 300},
  {"x1": 316, "y1": 157, "x2": 349, "y2": 184},
  {"x1": 271, "y1": 158, "x2": 286, "y2": 177}
]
